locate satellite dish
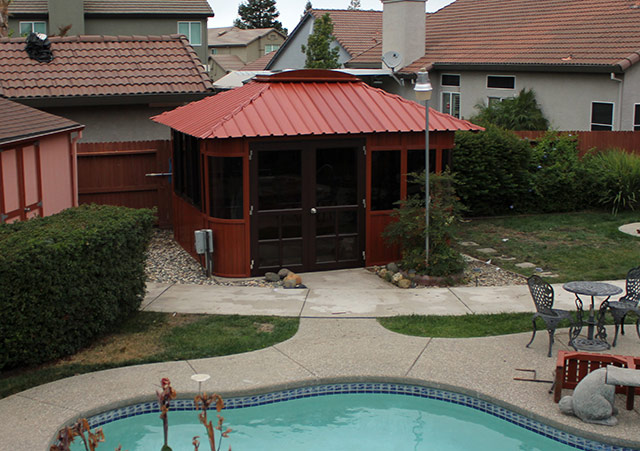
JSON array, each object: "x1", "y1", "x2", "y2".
[{"x1": 382, "y1": 51, "x2": 403, "y2": 70}]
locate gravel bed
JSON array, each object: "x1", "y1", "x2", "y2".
[{"x1": 145, "y1": 229, "x2": 527, "y2": 288}]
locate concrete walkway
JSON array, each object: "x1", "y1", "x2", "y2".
[{"x1": 2, "y1": 269, "x2": 638, "y2": 450}]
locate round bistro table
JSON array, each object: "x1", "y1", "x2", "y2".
[{"x1": 563, "y1": 281, "x2": 623, "y2": 351}]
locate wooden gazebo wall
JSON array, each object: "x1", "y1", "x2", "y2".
[{"x1": 173, "y1": 131, "x2": 455, "y2": 278}]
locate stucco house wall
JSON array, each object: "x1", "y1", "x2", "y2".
[{"x1": 620, "y1": 64, "x2": 640, "y2": 131}]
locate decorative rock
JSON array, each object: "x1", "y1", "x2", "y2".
[
  {"x1": 496, "y1": 256, "x2": 516, "y2": 261},
  {"x1": 618, "y1": 222, "x2": 640, "y2": 237},
  {"x1": 264, "y1": 272, "x2": 280, "y2": 282},
  {"x1": 392, "y1": 272, "x2": 403, "y2": 283},
  {"x1": 539, "y1": 272, "x2": 559, "y2": 278},
  {"x1": 397, "y1": 278, "x2": 412, "y2": 289},
  {"x1": 283, "y1": 278, "x2": 298, "y2": 288},
  {"x1": 378, "y1": 268, "x2": 388, "y2": 279},
  {"x1": 559, "y1": 368, "x2": 618, "y2": 426},
  {"x1": 477, "y1": 248, "x2": 497, "y2": 254},
  {"x1": 459, "y1": 241, "x2": 479, "y2": 247},
  {"x1": 284, "y1": 272, "x2": 302, "y2": 286},
  {"x1": 515, "y1": 262, "x2": 537, "y2": 268},
  {"x1": 278, "y1": 268, "x2": 291, "y2": 279},
  {"x1": 386, "y1": 262, "x2": 400, "y2": 273}
]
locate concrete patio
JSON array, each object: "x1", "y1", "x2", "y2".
[{"x1": 1, "y1": 269, "x2": 638, "y2": 450}]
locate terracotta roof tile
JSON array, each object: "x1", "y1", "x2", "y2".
[
  {"x1": 0, "y1": 34, "x2": 214, "y2": 100},
  {"x1": 208, "y1": 27, "x2": 285, "y2": 46},
  {"x1": 0, "y1": 97, "x2": 84, "y2": 145},
  {"x1": 310, "y1": 1, "x2": 640, "y2": 71},
  {"x1": 152, "y1": 69, "x2": 482, "y2": 139},
  {"x1": 240, "y1": 51, "x2": 276, "y2": 71},
  {"x1": 9, "y1": 0, "x2": 213, "y2": 15}
]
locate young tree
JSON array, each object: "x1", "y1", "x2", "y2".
[
  {"x1": 470, "y1": 88, "x2": 549, "y2": 131},
  {"x1": 348, "y1": 0, "x2": 361, "y2": 10},
  {"x1": 0, "y1": 0, "x2": 11, "y2": 38},
  {"x1": 301, "y1": 13, "x2": 340, "y2": 69},
  {"x1": 234, "y1": 0, "x2": 286, "y2": 34}
]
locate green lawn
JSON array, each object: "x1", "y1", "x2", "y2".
[
  {"x1": 452, "y1": 210, "x2": 640, "y2": 282},
  {"x1": 0, "y1": 312, "x2": 299, "y2": 399}
]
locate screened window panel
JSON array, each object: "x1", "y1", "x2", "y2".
[
  {"x1": 591, "y1": 102, "x2": 614, "y2": 131},
  {"x1": 371, "y1": 151, "x2": 400, "y2": 211},
  {"x1": 208, "y1": 156, "x2": 243, "y2": 219}
]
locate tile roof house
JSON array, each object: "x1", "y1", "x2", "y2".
[
  {"x1": 1, "y1": 97, "x2": 84, "y2": 223},
  {"x1": 267, "y1": 0, "x2": 640, "y2": 131},
  {"x1": 208, "y1": 27, "x2": 287, "y2": 81},
  {"x1": 152, "y1": 69, "x2": 482, "y2": 276},
  {"x1": 0, "y1": 34, "x2": 214, "y2": 142},
  {"x1": 7, "y1": 0, "x2": 214, "y2": 63}
]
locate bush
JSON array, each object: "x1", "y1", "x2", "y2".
[
  {"x1": 470, "y1": 88, "x2": 549, "y2": 131},
  {"x1": 453, "y1": 125, "x2": 532, "y2": 216},
  {"x1": 528, "y1": 132, "x2": 585, "y2": 212},
  {"x1": 383, "y1": 172, "x2": 466, "y2": 276},
  {"x1": 582, "y1": 149, "x2": 640, "y2": 214},
  {"x1": 0, "y1": 205, "x2": 155, "y2": 370}
]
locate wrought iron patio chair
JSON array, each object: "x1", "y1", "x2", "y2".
[
  {"x1": 605, "y1": 266, "x2": 640, "y2": 347},
  {"x1": 526, "y1": 275, "x2": 575, "y2": 357}
]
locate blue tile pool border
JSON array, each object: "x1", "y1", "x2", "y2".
[{"x1": 84, "y1": 382, "x2": 636, "y2": 451}]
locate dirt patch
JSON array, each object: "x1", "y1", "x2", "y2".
[
  {"x1": 254, "y1": 322, "x2": 275, "y2": 333},
  {"x1": 52, "y1": 314, "x2": 202, "y2": 367}
]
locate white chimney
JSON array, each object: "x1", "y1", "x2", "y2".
[{"x1": 381, "y1": 0, "x2": 426, "y2": 68}]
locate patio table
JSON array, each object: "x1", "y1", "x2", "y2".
[{"x1": 563, "y1": 281, "x2": 622, "y2": 351}]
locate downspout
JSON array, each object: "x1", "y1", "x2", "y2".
[
  {"x1": 611, "y1": 73, "x2": 623, "y2": 131},
  {"x1": 70, "y1": 130, "x2": 83, "y2": 207}
]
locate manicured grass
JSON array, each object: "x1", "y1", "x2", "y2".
[
  {"x1": 378, "y1": 313, "x2": 631, "y2": 338},
  {"x1": 0, "y1": 312, "x2": 298, "y2": 399},
  {"x1": 453, "y1": 211, "x2": 640, "y2": 282}
]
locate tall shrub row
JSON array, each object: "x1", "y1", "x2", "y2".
[
  {"x1": 0, "y1": 205, "x2": 155, "y2": 370},
  {"x1": 453, "y1": 128, "x2": 640, "y2": 216}
]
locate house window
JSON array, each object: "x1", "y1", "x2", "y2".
[
  {"x1": 211, "y1": 48, "x2": 218, "y2": 55},
  {"x1": 487, "y1": 75, "x2": 515, "y2": 89},
  {"x1": 488, "y1": 96, "x2": 504, "y2": 106},
  {"x1": 19, "y1": 21, "x2": 46, "y2": 36},
  {"x1": 442, "y1": 92, "x2": 460, "y2": 118},
  {"x1": 265, "y1": 44, "x2": 280, "y2": 54},
  {"x1": 178, "y1": 21, "x2": 202, "y2": 46},
  {"x1": 371, "y1": 151, "x2": 400, "y2": 211},
  {"x1": 208, "y1": 157, "x2": 243, "y2": 219},
  {"x1": 441, "y1": 74, "x2": 460, "y2": 87},
  {"x1": 591, "y1": 102, "x2": 614, "y2": 131},
  {"x1": 634, "y1": 104, "x2": 640, "y2": 131}
]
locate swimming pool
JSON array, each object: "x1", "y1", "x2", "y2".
[{"x1": 69, "y1": 383, "x2": 634, "y2": 451}]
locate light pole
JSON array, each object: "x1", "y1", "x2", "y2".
[{"x1": 413, "y1": 69, "x2": 433, "y2": 272}]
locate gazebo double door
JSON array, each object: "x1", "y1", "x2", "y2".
[{"x1": 250, "y1": 140, "x2": 365, "y2": 276}]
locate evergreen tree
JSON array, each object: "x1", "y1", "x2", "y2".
[
  {"x1": 301, "y1": 13, "x2": 340, "y2": 69},
  {"x1": 348, "y1": 0, "x2": 361, "y2": 10},
  {"x1": 302, "y1": 0, "x2": 313, "y2": 18},
  {"x1": 234, "y1": 0, "x2": 286, "y2": 34}
]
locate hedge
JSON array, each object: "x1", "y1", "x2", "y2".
[{"x1": 0, "y1": 205, "x2": 155, "y2": 370}]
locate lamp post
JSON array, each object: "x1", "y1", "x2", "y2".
[{"x1": 414, "y1": 69, "x2": 433, "y2": 272}]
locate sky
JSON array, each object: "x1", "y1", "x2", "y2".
[{"x1": 206, "y1": 0, "x2": 456, "y2": 32}]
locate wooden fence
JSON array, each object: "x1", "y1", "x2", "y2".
[
  {"x1": 514, "y1": 131, "x2": 640, "y2": 156},
  {"x1": 77, "y1": 140, "x2": 173, "y2": 228}
]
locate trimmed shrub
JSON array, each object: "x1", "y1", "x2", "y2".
[
  {"x1": 528, "y1": 132, "x2": 585, "y2": 212},
  {"x1": 470, "y1": 88, "x2": 549, "y2": 131},
  {"x1": 453, "y1": 125, "x2": 532, "y2": 216},
  {"x1": 0, "y1": 205, "x2": 155, "y2": 370},
  {"x1": 383, "y1": 172, "x2": 466, "y2": 276},
  {"x1": 582, "y1": 149, "x2": 640, "y2": 214}
]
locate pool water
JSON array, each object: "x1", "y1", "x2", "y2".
[{"x1": 72, "y1": 393, "x2": 577, "y2": 451}]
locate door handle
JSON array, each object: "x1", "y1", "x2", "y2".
[{"x1": 310, "y1": 207, "x2": 317, "y2": 214}]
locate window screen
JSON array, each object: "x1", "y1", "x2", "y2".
[
  {"x1": 371, "y1": 151, "x2": 400, "y2": 211},
  {"x1": 442, "y1": 92, "x2": 460, "y2": 118},
  {"x1": 208, "y1": 157, "x2": 243, "y2": 219},
  {"x1": 487, "y1": 76, "x2": 515, "y2": 89},
  {"x1": 172, "y1": 131, "x2": 201, "y2": 208},
  {"x1": 591, "y1": 102, "x2": 614, "y2": 131},
  {"x1": 441, "y1": 74, "x2": 460, "y2": 87}
]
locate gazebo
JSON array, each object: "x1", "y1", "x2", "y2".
[{"x1": 153, "y1": 70, "x2": 482, "y2": 277}]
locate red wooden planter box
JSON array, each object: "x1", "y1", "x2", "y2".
[{"x1": 554, "y1": 351, "x2": 637, "y2": 410}]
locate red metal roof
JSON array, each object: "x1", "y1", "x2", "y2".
[
  {"x1": 152, "y1": 70, "x2": 482, "y2": 139},
  {"x1": 0, "y1": 35, "x2": 213, "y2": 100}
]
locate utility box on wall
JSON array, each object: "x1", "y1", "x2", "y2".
[{"x1": 194, "y1": 229, "x2": 214, "y2": 276}]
